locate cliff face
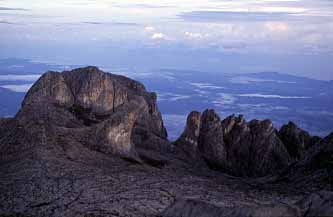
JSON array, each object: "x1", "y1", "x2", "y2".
[
  {"x1": 0, "y1": 67, "x2": 332, "y2": 217},
  {"x1": 14, "y1": 66, "x2": 168, "y2": 162}
]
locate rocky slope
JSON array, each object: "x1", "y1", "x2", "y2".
[{"x1": 0, "y1": 67, "x2": 332, "y2": 217}]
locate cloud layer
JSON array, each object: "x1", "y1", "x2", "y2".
[{"x1": 0, "y1": 0, "x2": 332, "y2": 79}]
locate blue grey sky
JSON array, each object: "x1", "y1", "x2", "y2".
[{"x1": 0, "y1": 0, "x2": 332, "y2": 79}]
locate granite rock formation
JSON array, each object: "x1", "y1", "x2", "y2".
[
  {"x1": 278, "y1": 133, "x2": 333, "y2": 189},
  {"x1": 175, "y1": 111, "x2": 291, "y2": 177},
  {"x1": 278, "y1": 121, "x2": 314, "y2": 160},
  {"x1": 174, "y1": 111, "x2": 201, "y2": 160},
  {"x1": 0, "y1": 67, "x2": 332, "y2": 217},
  {"x1": 198, "y1": 110, "x2": 228, "y2": 170},
  {"x1": 14, "y1": 66, "x2": 168, "y2": 163}
]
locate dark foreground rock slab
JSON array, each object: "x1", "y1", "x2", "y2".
[
  {"x1": 160, "y1": 198, "x2": 300, "y2": 217},
  {"x1": 161, "y1": 192, "x2": 333, "y2": 217},
  {"x1": 297, "y1": 191, "x2": 333, "y2": 217}
]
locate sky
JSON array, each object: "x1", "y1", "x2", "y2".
[{"x1": 0, "y1": 0, "x2": 333, "y2": 80}]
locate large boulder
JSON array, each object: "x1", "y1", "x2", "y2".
[{"x1": 14, "y1": 66, "x2": 169, "y2": 162}]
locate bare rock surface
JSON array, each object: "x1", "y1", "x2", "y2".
[
  {"x1": 223, "y1": 116, "x2": 291, "y2": 176},
  {"x1": 278, "y1": 121, "x2": 313, "y2": 160},
  {"x1": 296, "y1": 191, "x2": 333, "y2": 217},
  {"x1": 198, "y1": 109, "x2": 227, "y2": 169},
  {"x1": 160, "y1": 198, "x2": 300, "y2": 217},
  {"x1": 161, "y1": 191, "x2": 333, "y2": 217},
  {"x1": 0, "y1": 67, "x2": 332, "y2": 217},
  {"x1": 175, "y1": 111, "x2": 291, "y2": 177},
  {"x1": 174, "y1": 111, "x2": 201, "y2": 160},
  {"x1": 15, "y1": 66, "x2": 168, "y2": 162},
  {"x1": 277, "y1": 133, "x2": 333, "y2": 189}
]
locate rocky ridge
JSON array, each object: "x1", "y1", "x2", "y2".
[
  {"x1": 0, "y1": 67, "x2": 332, "y2": 217},
  {"x1": 176, "y1": 111, "x2": 306, "y2": 177}
]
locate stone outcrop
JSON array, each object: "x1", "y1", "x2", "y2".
[
  {"x1": 278, "y1": 133, "x2": 333, "y2": 188},
  {"x1": 198, "y1": 110, "x2": 227, "y2": 169},
  {"x1": 174, "y1": 111, "x2": 201, "y2": 160},
  {"x1": 14, "y1": 66, "x2": 168, "y2": 162},
  {"x1": 175, "y1": 110, "x2": 291, "y2": 177},
  {"x1": 223, "y1": 115, "x2": 291, "y2": 176},
  {"x1": 278, "y1": 121, "x2": 313, "y2": 160}
]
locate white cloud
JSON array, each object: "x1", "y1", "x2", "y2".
[
  {"x1": 265, "y1": 22, "x2": 289, "y2": 32},
  {"x1": 189, "y1": 82, "x2": 225, "y2": 89},
  {"x1": 238, "y1": 93, "x2": 311, "y2": 99},
  {"x1": 212, "y1": 93, "x2": 237, "y2": 106},
  {"x1": 184, "y1": 31, "x2": 208, "y2": 39},
  {"x1": 168, "y1": 95, "x2": 191, "y2": 101},
  {"x1": 151, "y1": 32, "x2": 166, "y2": 40},
  {"x1": 144, "y1": 26, "x2": 155, "y2": 31},
  {"x1": 1, "y1": 84, "x2": 33, "y2": 92},
  {"x1": 158, "y1": 92, "x2": 191, "y2": 101},
  {"x1": 0, "y1": 74, "x2": 41, "y2": 81},
  {"x1": 229, "y1": 76, "x2": 296, "y2": 84},
  {"x1": 259, "y1": 6, "x2": 306, "y2": 13}
]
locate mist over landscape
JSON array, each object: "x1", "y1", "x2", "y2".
[{"x1": 1, "y1": 0, "x2": 333, "y2": 78}]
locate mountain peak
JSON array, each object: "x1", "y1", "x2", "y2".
[{"x1": 16, "y1": 67, "x2": 168, "y2": 162}]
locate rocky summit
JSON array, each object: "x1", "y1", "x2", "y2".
[
  {"x1": 0, "y1": 67, "x2": 332, "y2": 217},
  {"x1": 176, "y1": 111, "x2": 291, "y2": 177}
]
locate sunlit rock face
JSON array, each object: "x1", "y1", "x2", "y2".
[{"x1": 15, "y1": 66, "x2": 168, "y2": 161}]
